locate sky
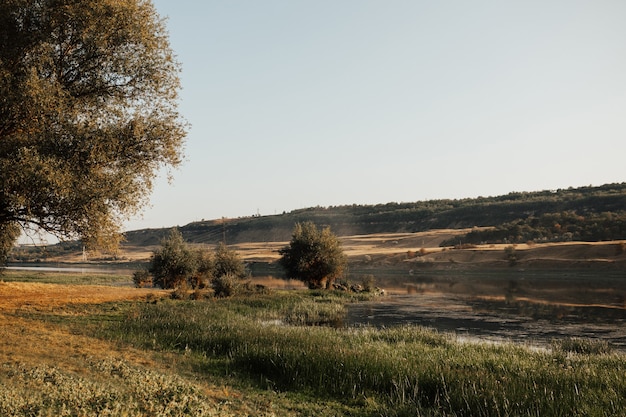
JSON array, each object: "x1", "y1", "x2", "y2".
[{"x1": 126, "y1": 0, "x2": 626, "y2": 231}]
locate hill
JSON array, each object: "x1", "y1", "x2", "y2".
[{"x1": 123, "y1": 182, "x2": 626, "y2": 246}]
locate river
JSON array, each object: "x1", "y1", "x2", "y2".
[{"x1": 346, "y1": 269, "x2": 626, "y2": 351}]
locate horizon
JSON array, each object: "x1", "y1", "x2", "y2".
[
  {"x1": 129, "y1": 181, "x2": 623, "y2": 232},
  {"x1": 16, "y1": 181, "x2": 625, "y2": 244}
]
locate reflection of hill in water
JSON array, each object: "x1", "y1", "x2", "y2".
[
  {"x1": 347, "y1": 294, "x2": 626, "y2": 351},
  {"x1": 346, "y1": 271, "x2": 626, "y2": 351}
]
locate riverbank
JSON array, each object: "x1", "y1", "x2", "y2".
[{"x1": 1, "y1": 281, "x2": 624, "y2": 416}]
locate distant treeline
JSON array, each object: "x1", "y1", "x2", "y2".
[
  {"x1": 124, "y1": 183, "x2": 626, "y2": 246},
  {"x1": 441, "y1": 211, "x2": 626, "y2": 246}
]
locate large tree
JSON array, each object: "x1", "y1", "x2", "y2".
[
  {"x1": 0, "y1": 0, "x2": 186, "y2": 256},
  {"x1": 279, "y1": 222, "x2": 347, "y2": 289}
]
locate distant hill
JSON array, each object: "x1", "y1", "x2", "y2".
[{"x1": 123, "y1": 183, "x2": 626, "y2": 247}]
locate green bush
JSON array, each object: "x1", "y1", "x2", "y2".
[
  {"x1": 212, "y1": 273, "x2": 241, "y2": 298},
  {"x1": 149, "y1": 229, "x2": 202, "y2": 289},
  {"x1": 148, "y1": 230, "x2": 247, "y2": 292},
  {"x1": 132, "y1": 269, "x2": 152, "y2": 288},
  {"x1": 278, "y1": 222, "x2": 346, "y2": 289}
]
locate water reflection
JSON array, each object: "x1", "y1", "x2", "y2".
[{"x1": 346, "y1": 270, "x2": 626, "y2": 351}]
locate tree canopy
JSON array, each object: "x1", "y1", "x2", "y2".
[
  {"x1": 279, "y1": 222, "x2": 346, "y2": 289},
  {"x1": 0, "y1": 0, "x2": 186, "y2": 254}
]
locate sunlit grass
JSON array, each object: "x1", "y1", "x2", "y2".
[
  {"x1": 4, "y1": 279, "x2": 626, "y2": 416},
  {"x1": 101, "y1": 292, "x2": 626, "y2": 416},
  {"x1": 1, "y1": 269, "x2": 132, "y2": 286},
  {"x1": 0, "y1": 359, "x2": 225, "y2": 417}
]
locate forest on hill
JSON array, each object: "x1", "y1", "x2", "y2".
[{"x1": 123, "y1": 183, "x2": 626, "y2": 246}]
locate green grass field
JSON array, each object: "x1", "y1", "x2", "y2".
[{"x1": 1, "y1": 271, "x2": 625, "y2": 416}]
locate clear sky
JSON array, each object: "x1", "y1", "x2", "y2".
[{"x1": 127, "y1": 0, "x2": 626, "y2": 231}]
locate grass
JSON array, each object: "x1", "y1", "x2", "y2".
[
  {"x1": 104, "y1": 297, "x2": 626, "y2": 416},
  {"x1": 0, "y1": 359, "x2": 223, "y2": 416},
  {"x1": 1, "y1": 269, "x2": 132, "y2": 286},
  {"x1": 2, "y1": 271, "x2": 626, "y2": 416}
]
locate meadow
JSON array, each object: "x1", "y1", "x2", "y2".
[{"x1": 1, "y1": 271, "x2": 625, "y2": 416}]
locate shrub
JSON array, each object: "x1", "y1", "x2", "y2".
[
  {"x1": 278, "y1": 222, "x2": 346, "y2": 289},
  {"x1": 132, "y1": 269, "x2": 152, "y2": 288},
  {"x1": 148, "y1": 229, "x2": 212, "y2": 289},
  {"x1": 149, "y1": 229, "x2": 196, "y2": 289},
  {"x1": 361, "y1": 275, "x2": 376, "y2": 292},
  {"x1": 212, "y1": 273, "x2": 241, "y2": 297},
  {"x1": 209, "y1": 243, "x2": 246, "y2": 297},
  {"x1": 212, "y1": 242, "x2": 246, "y2": 279},
  {"x1": 504, "y1": 245, "x2": 518, "y2": 266}
]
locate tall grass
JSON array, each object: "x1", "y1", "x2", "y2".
[{"x1": 107, "y1": 292, "x2": 626, "y2": 416}]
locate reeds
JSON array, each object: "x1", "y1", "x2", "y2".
[{"x1": 111, "y1": 292, "x2": 626, "y2": 416}]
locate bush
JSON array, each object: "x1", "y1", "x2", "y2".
[
  {"x1": 149, "y1": 229, "x2": 196, "y2": 289},
  {"x1": 213, "y1": 242, "x2": 246, "y2": 279},
  {"x1": 148, "y1": 230, "x2": 248, "y2": 294},
  {"x1": 361, "y1": 275, "x2": 376, "y2": 292},
  {"x1": 504, "y1": 245, "x2": 518, "y2": 266},
  {"x1": 132, "y1": 269, "x2": 152, "y2": 288},
  {"x1": 278, "y1": 222, "x2": 347, "y2": 289},
  {"x1": 212, "y1": 273, "x2": 241, "y2": 297}
]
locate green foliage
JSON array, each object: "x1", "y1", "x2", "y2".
[
  {"x1": 109, "y1": 293, "x2": 626, "y2": 416},
  {"x1": 279, "y1": 222, "x2": 347, "y2": 289},
  {"x1": 132, "y1": 269, "x2": 152, "y2": 288},
  {"x1": 212, "y1": 242, "x2": 246, "y2": 280},
  {"x1": 149, "y1": 230, "x2": 247, "y2": 293},
  {"x1": 149, "y1": 229, "x2": 209, "y2": 289},
  {"x1": 0, "y1": 222, "x2": 20, "y2": 266},
  {"x1": 0, "y1": 0, "x2": 186, "y2": 252},
  {"x1": 361, "y1": 274, "x2": 376, "y2": 292},
  {"x1": 210, "y1": 242, "x2": 247, "y2": 296},
  {"x1": 211, "y1": 273, "x2": 241, "y2": 298},
  {"x1": 443, "y1": 210, "x2": 626, "y2": 246}
]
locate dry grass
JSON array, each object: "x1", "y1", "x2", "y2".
[
  {"x1": 0, "y1": 281, "x2": 161, "y2": 311},
  {"x1": 0, "y1": 282, "x2": 274, "y2": 416},
  {"x1": 0, "y1": 282, "x2": 166, "y2": 367}
]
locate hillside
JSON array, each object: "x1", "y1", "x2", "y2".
[{"x1": 123, "y1": 183, "x2": 626, "y2": 246}]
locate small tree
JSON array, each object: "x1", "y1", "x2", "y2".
[
  {"x1": 149, "y1": 229, "x2": 208, "y2": 289},
  {"x1": 211, "y1": 243, "x2": 246, "y2": 297},
  {"x1": 279, "y1": 222, "x2": 347, "y2": 289},
  {"x1": 212, "y1": 242, "x2": 246, "y2": 279}
]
